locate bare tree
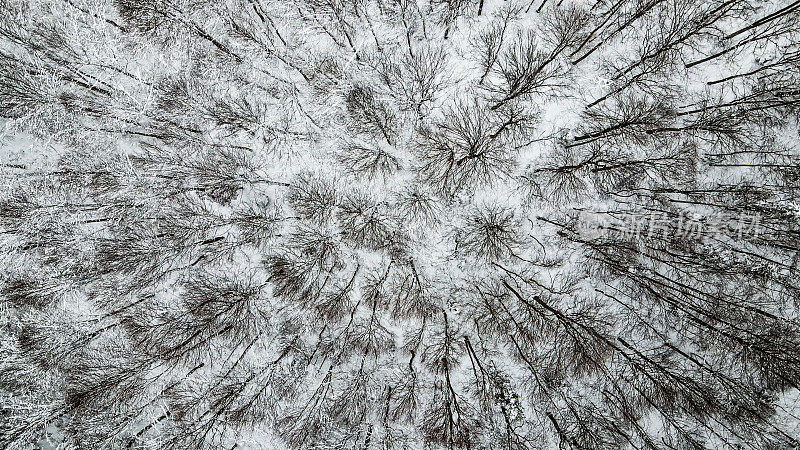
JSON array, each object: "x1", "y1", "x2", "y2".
[{"x1": 2, "y1": 0, "x2": 800, "y2": 449}]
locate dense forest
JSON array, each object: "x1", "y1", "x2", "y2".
[{"x1": 1, "y1": 0, "x2": 799, "y2": 448}]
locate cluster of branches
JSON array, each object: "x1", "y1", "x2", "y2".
[{"x1": 1, "y1": 0, "x2": 800, "y2": 449}]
